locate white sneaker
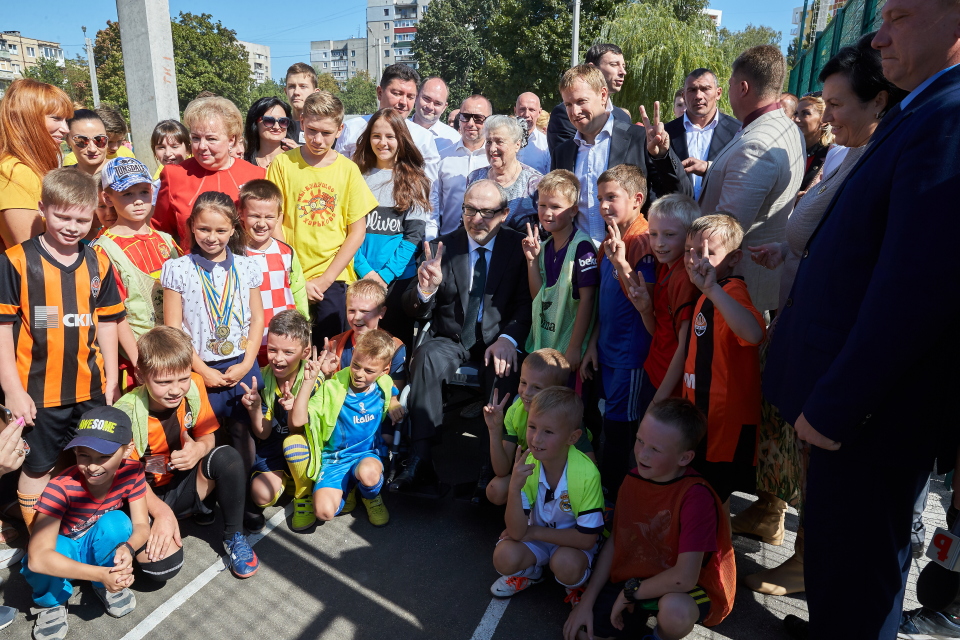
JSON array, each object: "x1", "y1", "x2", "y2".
[
  {"x1": 0, "y1": 545, "x2": 24, "y2": 569},
  {"x1": 31, "y1": 605, "x2": 68, "y2": 640},
  {"x1": 490, "y1": 567, "x2": 544, "y2": 597}
]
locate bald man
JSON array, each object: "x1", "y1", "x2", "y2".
[
  {"x1": 414, "y1": 77, "x2": 461, "y2": 153},
  {"x1": 514, "y1": 92, "x2": 551, "y2": 175}
]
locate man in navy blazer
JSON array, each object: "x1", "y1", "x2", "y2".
[{"x1": 764, "y1": 1, "x2": 960, "y2": 636}]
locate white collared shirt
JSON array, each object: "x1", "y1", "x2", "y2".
[
  {"x1": 428, "y1": 140, "x2": 490, "y2": 239},
  {"x1": 336, "y1": 114, "x2": 440, "y2": 182},
  {"x1": 517, "y1": 128, "x2": 551, "y2": 175},
  {"x1": 573, "y1": 113, "x2": 617, "y2": 242},
  {"x1": 418, "y1": 119, "x2": 461, "y2": 154},
  {"x1": 683, "y1": 109, "x2": 720, "y2": 199}
]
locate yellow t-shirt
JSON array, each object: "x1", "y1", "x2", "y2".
[
  {"x1": 62, "y1": 144, "x2": 135, "y2": 167},
  {"x1": 267, "y1": 149, "x2": 377, "y2": 283},
  {"x1": 0, "y1": 155, "x2": 42, "y2": 212}
]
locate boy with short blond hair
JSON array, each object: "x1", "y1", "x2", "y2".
[
  {"x1": 94, "y1": 157, "x2": 180, "y2": 361},
  {"x1": 291, "y1": 329, "x2": 404, "y2": 527},
  {"x1": 239, "y1": 179, "x2": 309, "y2": 364},
  {"x1": 565, "y1": 399, "x2": 736, "y2": 640},
  {"x1": 682, "y1": 214, "x2": 765, "y2": 504},
  {"x1": 635, "y1": 193, "x2": 702, "y2": 416},
  {"x1": 491, "y1": 387, "x2": 604, "y2": 603},
  {"x1": 115, "y1": 326, "x2": 260, "y2": 580},
  {"x1": 267, "y1": 92, "x2": 377, "y2": 346},
  {"x1": 581, "y1": 163, "x2": 656, "y2": 495},
  {"x1": 0, "y1": 168, "x2": 125, "y2": 530},
  {"x1": 523, "y1": 170, "x2": 598, "y2": 373}
]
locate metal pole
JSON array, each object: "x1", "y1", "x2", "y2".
[
  {"x1": 571, "y1": 0, "x2": 581, "y2": 67},
  {"x1": 82, "y1": 26, "x2": 101, "y2": 108}
]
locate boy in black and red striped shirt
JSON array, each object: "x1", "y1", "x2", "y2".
[{"x1": 22, "y1": 406, "x2": 149, "y2": 640}]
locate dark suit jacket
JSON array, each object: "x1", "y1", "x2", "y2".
[
  {"x1": 402, "y1": 226, "x2": 532, "y2": 349},
  {"x1": 764, "y1": 66, "x2": 960, "y2": 467},
  {"x1": 547, "y1": 102, "x2": 632, "y2": 156},
  {"x1": 551, "y1": 119, "x2": 692, "y2": 203},
  {"x1": 664, "y1": 111, "x2": 741, "y2": 162}
]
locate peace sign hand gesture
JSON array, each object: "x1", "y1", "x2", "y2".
[
  {"x1": 483, "y1": 389, "x2": 511, "y2": 433},
  {"x1": 603, "y1": 223, "x2": 629, "y2": 274},
  {"x1": 318, "y1": 338, "x2": 340, "y2": 377},
  {"x1": 239, "y1": 377, "x2": 261, "y2": 411},
  {"x1": 686, "y1": 237, "x2": 718, "y2": 293},
  {"x1": 302, "y1": 346, "x2": 324, "y2": 385},
  {"x1": 640, "y1": 102, "x2": 670, "y2": 159},
  {"x1": 417, "y1": 241, "x2": 444, "y2": 295},
  {"x1": 522, "y1": 223, "x2": 542, "y2": 265},
  {"x1": 278, "y1": 379, "x2": 296, "y2": 412}
]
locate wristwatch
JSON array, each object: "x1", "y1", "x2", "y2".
[
  {"x1": 623, "y1": 578, "x2": 642, "y2": 602},
  {"x1": 115, "y1": 541, "x2": 136, "y2": 558}
]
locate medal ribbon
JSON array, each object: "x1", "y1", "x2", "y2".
[{"x1": 195, "y1": 262, "x2": 240, "y2": 332}]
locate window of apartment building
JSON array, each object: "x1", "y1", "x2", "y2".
[
  {"x1": 27, "y1": 47, "x2": 36, "y2": 57},
  {"x1": 383, "y1": 8, "x2": 389, "y2": 15},
  {"x1": 384, "y1": 36, "x2": 390, "y2": 43},
  {"x1": 385, "y1": 49, "x2": 390, "y2": 57},
  {"x1": 352, "y1": 61, "x2": 356, "y2": 67},
  {"x1": 9, "y1": 45, "x2": 17, "y2": 55},
  {"x1": 351, "y1": 50, "x2": 356, "y2": 56},
  {"x1": 323, "y1": 62, "x2": 328, "y2": 68},
  {"x1": 12, "y1": 63, "x2": 20, "y2": 73},
  {"x1": 383, "y1": 22, "x2": 390, "y2": 30}
]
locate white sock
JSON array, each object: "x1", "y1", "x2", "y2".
[
  {"x1": 506, "y1": 564, "x2": 543, "y2": 579},
  {"x1": 557, "y1": 567, "x2": 591, "y2": 589}
]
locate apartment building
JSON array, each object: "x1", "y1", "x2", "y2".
[
  {"x1": 0, "y1": 31, "x2": 64, "y2": 86},
  {"x1": 311, "y1": 38, "x2": 367, "y2": 83},
  {"x1": 238, "y1": 40, "x2": 272, "y2": 85}
]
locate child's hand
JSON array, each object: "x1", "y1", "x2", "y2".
[
  {"x1": 302, "y1": 346, "x2": 324, "y2": 385},
  {"x1": 497, "y1": 528, "x2": 516, "y2": 542},
  {"x1": 318, "y1": 338, "x2": 340, "y2": 377},
  {"x1": 747, "y1": 242, "x2": 784, "y2": 270},
  {"x1": 363, "y1": 271, "x2": 388, "y2": 288},
  {"x1": 105, "y1": 379, "x2": 122, "y2": 405},
  {"x1": 306, "y1": 275, "x2": 333, "y2": 303},
  {"x1": 417, "y1": 241, "x2": 444, "y2": 295},
  {"x1": 100, "y1": 565, "x2": 132, "y2": 593},
  {"x1": 522, "y1": 223, "x2": 542, "y2": 264},
  {"x1": 610, "y1": 590, "x2": 635, "y2": 631},
  {"x1": 111, "y1": 543, "x2": 134, "y2": 574},
  {"x1": 626, "y1": 277, "x2": 652, "y2": 315},
  {"x1": 222, "y1": 362, "x2": 252, "y2": 387},
  {"x1": 564, "y1": 599, "x2": 595, "y2": 640},
  {"x1": 170, "y1": 430, "x2": 203, "y2": 471},
  {"x1": 563, "y1": 345, "x2": 582, "y2": 375},
  {"x1": 579, "y1": 342, "x2": 599, "y2": 381},
  {"x1": 686, "y1": 238, "x2": 717, "y2": 293},
  {"x1": 388, "y1": 397, "x2": 405, "y2": 425},
  {"x1": 199, "y1": 364, "x2": 229, "y2": 389},
  {"x1": 5, "y1": 389, "x2": 36, "y2": 426},
  {"x1": 483, "y1": 389, "x2": 510, "y2": 433},
  {"x1": 509, "y1": 448, "x2": 535, "y2": 490},
  {"x1": 239, "y1": 378, "x2": 261, "y2": 412},
  {"x1": 278, "y1": 379, "x2": 295, "y2": 412},
  {"x1": 603, "y1": 223, "x2": 628, "y2": 273}
]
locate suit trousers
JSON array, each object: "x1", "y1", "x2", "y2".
[
  {"x1": 805, "y1": 443, "x2": 930, "y2": 639},
  {"x1": 408, "y1": 335, "x2": 522, "y2": 456}
]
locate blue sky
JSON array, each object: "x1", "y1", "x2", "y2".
[{"x1": 4, "y1": 0, "x2": 798, "y2": 82}]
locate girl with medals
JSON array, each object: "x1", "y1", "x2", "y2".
[{"x1": 160, "y1": 191, "x2": 265, "y2": 529}]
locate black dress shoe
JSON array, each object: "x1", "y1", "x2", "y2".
[
  {"x1": 783, "y1": 614, "x2": 809, "y2": 639},
  {"x1": 389, "y1": 455, "x2": 435, "y2": 493},
  {"x1": 472, "y1": 464, "x2": 495, "y2": 505}
]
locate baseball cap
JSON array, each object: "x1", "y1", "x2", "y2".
[
  {"x1": 102, "y1": 157, "x2": 154, "y2": 192},
  {"x1": 64, "y1": 406, "x2": 134, "y2": 455}
]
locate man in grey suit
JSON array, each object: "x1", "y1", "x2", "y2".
[
  {"x1": 686, "y1": 46, "x2": 804, "y2": 313},
  {"x1": 664, "y1": 68, "x2": 741, "y2": 199}
]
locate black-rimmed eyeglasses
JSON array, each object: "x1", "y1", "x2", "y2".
[{"x1": 462, "y1": 204, "x2": 505, "y2": 219}]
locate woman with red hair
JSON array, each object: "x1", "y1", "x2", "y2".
[{"x1": 0, "y1": 79, "x2": 73, "y2": 250}]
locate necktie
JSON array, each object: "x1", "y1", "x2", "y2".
[{"x1": 462, "y1": 247, "x2": 486, "y2": 350}]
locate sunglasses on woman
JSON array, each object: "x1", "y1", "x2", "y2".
[
  {"x1": 72, "y1": 134, "x2": 109, "y2": 149},
  {"x1": 259, "y1": 116, "x2": 292, "y2": 129}
]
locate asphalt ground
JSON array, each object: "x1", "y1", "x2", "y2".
[{"x1": 0, "y1": 388, "x2": 949, "y2": 639}]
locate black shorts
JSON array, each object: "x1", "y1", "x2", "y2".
[
  {"x1": 151, "y1": 464, "x2": 210, "y2": 519},
  {"x1": 23, "y1": 397, "x2": 106, "y2": 473},
  {"x1": 693, "y1": 460, "x2": 756, "y2": 503},
  {"x1": 591, "y1": 580, "x2": 711, "y2": 638},
  {"x1": 308, "y1": 281, "x2": 347, "y2": 347}
]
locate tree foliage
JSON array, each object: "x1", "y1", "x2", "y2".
[
  {"x1": 338, "y1": 71, "x2": 378, "y2": 115},
  {"x1": 413, "y1": 0, "x2": 489, "y2": 110},
  {"x1": 23, "y1": 55, "x2": 94, "y2": 108},
  {"x1": 248, "y1": 78, "x2": 287, "y2": 102},
  {"x1": 315, "y1": 72, "x2": 340, "y2": 94}
]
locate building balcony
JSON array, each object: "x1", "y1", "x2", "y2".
[{"x1": 0, "y1": 69, "x2": 14, "y2": 81}]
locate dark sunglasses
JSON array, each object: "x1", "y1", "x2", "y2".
[
  {"x1": 462, "y1": 204, "x2": 505, "y2": 219},
  {"x1": 259, "y1": 116, "x2": 292, "y2": 129},
  {"x1": 72, "y1": 134, "x2": 108, "y2": 149},
  {"x1": 459, "y1": 112, "x2": 487, "y2": 124}
]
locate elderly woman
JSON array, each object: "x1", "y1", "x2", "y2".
[
  {"x1": 466, "y1": 115, "x2": 542, "y2": 232},
  {"x1": 153, "y1": 96, "x2": 265, "y2": 245},
  {"x1": 735, "y1": 32, "x2": 908, "y2": 598},
  {"x1": 0, "y1": 78, "x2": 72, "y2": 250},
  {"x1": 793, "y1": 93, "x2": 835, "y2": 192},
  {"x1": 244, "y1": 97, "x2": 294, "y2": 170}
]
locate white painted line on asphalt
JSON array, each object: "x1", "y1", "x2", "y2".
[
  {"x1": 120, "y1": 506, "x2": 290, "y2": 640},
  {"x1": 469, "y1": 597, "x2": 510, "y2": 640}
]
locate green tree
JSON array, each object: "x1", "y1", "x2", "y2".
[
  {"x1": 338, "y1": 71, "x2": 378, "y2": 115},
  {"x1": 23, "y1": 55, "x2": 93, "y2": 107},
  {"x1": 93, "y1": 21, "x2": 128, "y2": 117},
  {"x1": 171, "y1": 12, "x2": 252, "y2": 111},
  {"x1": 315, "y1": 72, "x2": 340, "y2": 93},
  {"x1": 642, "y1": 0, "x2": 709, "y2": 23},
  {"x1": 22, "y1": 56, "x2": 64, "y2": 87},
  {"x1": 248, "y1": 78, "x2": 287, "y2": 103},
  {"x1": 413, "y1": 0, "x2": 490, "y2": 109},
  {"x1": 717, "y1": 23, "x2": 782, "y2": 63}
]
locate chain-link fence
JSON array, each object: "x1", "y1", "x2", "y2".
[{"x1": 789, "y1": 0, "x2": 886, "y2": 95}]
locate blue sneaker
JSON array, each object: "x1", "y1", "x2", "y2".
[{"x1": 223, "y1": 532, "x2": 259, "y2": 579}]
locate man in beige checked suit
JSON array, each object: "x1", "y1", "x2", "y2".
[{"x1": 685, "y1": 45, "x2": 805, "y2": 313}]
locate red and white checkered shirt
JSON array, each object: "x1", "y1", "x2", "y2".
[{"x1": 246, "y1": 238, "x2": 298, "y2": 346}]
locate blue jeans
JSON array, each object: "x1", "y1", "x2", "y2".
[{"x1": 21, "y1": 510, "x2": 132, "y2": 608}]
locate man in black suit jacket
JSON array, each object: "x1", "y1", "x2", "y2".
[
  {"x1": 546, "y1": 43, "x2": 633, "y2": 154},
  {"x1": 664, "y1": 68, "x2": 741, "y2": 199},
  {"x1": 551, "y1": 65, "x2": 691, "y2": 242},
  {"x1": 392, "y1": 179, "x2": 531, "y2": 495}
]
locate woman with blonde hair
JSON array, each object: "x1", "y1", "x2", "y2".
[
  {"x1": 153, "y1": 95, "x2": 265, "y2": 245},
  {"x1": 0, "y1": 78, "x2": 73, "y2": 250},
  {"x1": 793, "y1": 93, "x2": 835, "y2": 192}
]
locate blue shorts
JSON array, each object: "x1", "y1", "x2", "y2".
[
  {"x1": 600, "y1": 365, "x2": 644, "y2": 421},
  {"x1": 313, "y1": 452, "x2": 382, "y2": 494},
  {"x1": 251, "y1": 449, "x2": 287, "y2": 475},
  {"x1": 204, "y1": 355, "x2": 264, "y2": 426}
]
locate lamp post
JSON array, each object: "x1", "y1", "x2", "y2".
[{"x1": 81, "y1": 26, "x2": 101, "y2": 108}]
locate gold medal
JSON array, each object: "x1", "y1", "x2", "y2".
[
  {"x1": 239, "y1": 336, "x2": 248, "y2": 350},
  {"x1": 219, "y1": 340, "x2": 235, "y2": 356},
  {"x1": 207, "y1": 339, "x2": 219, "y2": 352},
  {"x1": 215, "y1": 325, "x2": 230, "y2": 339}
]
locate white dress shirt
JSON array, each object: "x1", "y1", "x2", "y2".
[
  {"x1": 428, "y1": 140, "x2": 490, "y2": 240},
  {"x1": 336, "y1": 115, "x2": 441, "y2": 182},
  {"x1": 517, "y1": 128, "x2": 551, "y2": 175},
  {"x1": 683, "y1": 109, "x2": 720, "y2": 199},
  {"x1": 419, "y1": 119, "x2": 461, "y2": 154},
  {"x1": 573, "y1": 113, "x2": 617, "y2": 243}
]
